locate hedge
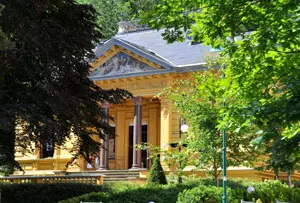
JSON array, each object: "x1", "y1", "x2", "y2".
[
  {"x1": 0, "y1": 183, "x2": 103, "y2": 203},
  {"x1": 1, "y1": 178, "x2": 299, "y2": 203},
  {"x1": 176, "y1": 180, "x2": 300, "y2": 203},
  {"x1": 59, "y1": 181, "x2": 199, "y2": 203}
]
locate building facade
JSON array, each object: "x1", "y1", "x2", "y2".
[{"x1": 14, "y1": 25, "x2": 300, "y2": 181}]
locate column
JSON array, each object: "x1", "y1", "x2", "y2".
[
  {"x1": 160, "y1": 97, "x2": 172, "y2": 169},
  {"x1": 131, "y1": 96, "x2": 142, "y2": 169},
  {"x1": 98, "y1": 102, "x2": 109, "y2": 170},
  {"x1": 54, "y1": 145, "x2": 61, "y2": 170},
  {"x1": 160, "y1": 97, "x2": 172, "y2": 150}
]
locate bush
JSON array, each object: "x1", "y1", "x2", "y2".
[
  {"x1": 293, "y1": 188, "x2": 300, "y2": 202},
  {"x1": 250, "y1": 180, "x2": 296, "y2": 203},
  {"x1": 293, "y1": 180, "x2": 300, "y2": 188},
  {"x1": 0, "y1": 183, "x2": 103, "y2": 203},
  {"x1": 147, "y1": 157, "x2": 167, "y2": 185},
  {"x1": 229, "y1": 188, "x2": 247, "y2": 203},
  {"x1": 2, "y1": 178, "x2": 298, "y2": 203},
  {"x1": 176, "y1": 185, "x2": 224, "y2": 203},
  {"x1": 60, "y1": 181, "x2": 199, "y2": 203},
  {"x1": 176, "y1": 180, "x2": 300, "y2": 203}
]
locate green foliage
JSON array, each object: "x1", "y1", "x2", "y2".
[
  {"x1": 59, "y1": 181, "x2": 199, "y2": 203},
  {"x1": 136, "y1": 143, "x2": 193, "y2": 184},
  {"x1": 147, "y1": 157, "x2": 167, "y2": 185},
  {"x1": 0, "y1": 0, "x2": 131, "y2": 171},
  {"x1": 0, "y1": 126, "x2": 18, "y2": 175},
  {"x1": 262, "y1": 135, "x2": 300, "y2": 182},
  {"x1": 163, "y1": 147, "x2": 193, "y2": 183},
  {"x1": 0, "y1": 5, "x2": 13, "y2": 50},
  {"x1": 142, "y1": 0, "x2": 300, "y2": 178},
  {"x1": 176, "y1": 185, "x2": 224, "y2": 203},
  {"x1": 2, "y1": 179, "x2": 296, "y2": 203},
  {"x1": 76, "y1": 0, "x2": 159, "y2": 40},
  {"x1": 176, "y1": 180, "x2": 300, "y2": 203},
  {"x1": 166, "y1": 69, "x2": 260, "y2": 185},
  {"x1": 250, "y1": 180, "x2": 297, "y2": 203},
  {"x1": 76, "y1": 0, "x2": 132, "y2": 40},
  {"x1": 0, "y1": 183, "x2": 103, "y2": 203}
]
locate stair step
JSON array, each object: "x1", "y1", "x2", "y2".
[
  {"x1": 67, "y1": 170, "x2": 143, "y2": 183},
  {"x1": 105, "y1": 177, "x2": 137, "y2": 180}
]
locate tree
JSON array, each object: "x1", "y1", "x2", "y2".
[
  {"x1": 164, "y1": 146, "x2": 193, "y2": 184},
  {"x1": 0, "y1": 0, "x2": 130, "y2": 173},
  {"x1": 167, "y1": 69, "x2": 260, "y2": 186},
  {"x1": 255, "y1": 129, "x2": 300, "y2": 186},
  {"x1": 76, "y1": 0, "x2": 132, "y2": 40},
  {"x1": 76, "y1": 0, "x2": 158, "y2": 40},
  {"x1": 140, "y1": 0, "x2": 300, "y2": 178},
  {"x1": 140, "y1": 0, "x2": 300, "y2": 133},
  {"x1": 136, "y1": 142, "x2": 193, "y2": 184},
  {"x1": 0, "y1": 5, "x2": 13, "y2": 50}
]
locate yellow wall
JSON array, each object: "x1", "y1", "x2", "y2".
[{"x1": 14, "y1": 72, "x2": 188, "y2": 173}]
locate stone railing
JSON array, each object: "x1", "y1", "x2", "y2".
[{"x1": 0, "y1": 174, "x2": 104, "y2": 185}]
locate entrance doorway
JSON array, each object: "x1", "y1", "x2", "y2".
[{"x1": 128, "y1": 125, "x2": 148, "y2": 169}]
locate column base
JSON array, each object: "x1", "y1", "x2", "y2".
[
  {"x1": 129, "y1": 165, "x2": 141, "y2": 170},
  {"x1": 97, "y1": 167, "x2": 109, "y2": 171}
]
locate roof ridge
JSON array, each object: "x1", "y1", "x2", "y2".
[
  {"x1": 116, "y1": 29, "x2": 159, "y2": 37},
  {"x1": 115, "y1": 37, "x2": 176, "y2": 67}
]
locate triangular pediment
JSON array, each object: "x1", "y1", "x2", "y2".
[{"x1": 90, "y1": 51, "x2": 165, "y2": 78}]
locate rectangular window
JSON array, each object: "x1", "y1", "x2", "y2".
[
  {"x1": 108, "y1": 127, "x2": 115, "y2": 159},
  {"x1": 40, "y1": 139, "x2": 54, "y2": 158}
]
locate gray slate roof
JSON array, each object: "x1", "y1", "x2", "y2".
[
  {"x1": 90, "y1": 29, "x2": 213, "y2": 80},
  {"x1": 115, "y1": 29, "x2": 212, "y2": 67}
]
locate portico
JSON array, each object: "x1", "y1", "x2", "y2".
[{"x1": 89, "y1": 81, "x2": 179, "y2": 171}]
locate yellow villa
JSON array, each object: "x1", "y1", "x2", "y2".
[{"x1": 13, "y1": 23, "x2": 300, "y2": 182}]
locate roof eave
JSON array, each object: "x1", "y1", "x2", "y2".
[{"x1": 93, "y1": 37, "x2": 174, "y2": 70}]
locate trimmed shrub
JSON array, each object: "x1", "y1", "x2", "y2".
[
  {"x1": 176, "y1": 185, "x2": 224, "y2": 203},
  {"x1": 60, "y1": 181, "x2": 199, "y2": 203},
  {"x1": 230, "y1": 188, "x2": 247, "y2": 203},
  {"x1": 250, "y1": 180, "x2": 296, "y2": 203},
  {"x1": 0, "y1": 183, "x2": 103, "y2": 203},
  {"x1": 147, "y1": 157, "x2": 167, "y2": 185},
  {"x1": 176, "y1": 180, "x2": 300, "y2": 203},
  {"x1": 293, "y1": 188, "x2": 300, "y2": 202}
]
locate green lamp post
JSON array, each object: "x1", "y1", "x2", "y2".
[
  {"x1": 221, "y1": 69, "x2": 227, "y2": 203},
  {"x1": 209, "y1": 47, "x2": 227, "y2": 203}
]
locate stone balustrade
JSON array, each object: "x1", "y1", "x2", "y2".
[{"x1": 0, "y1": 174, "x2": 104, "y2": 185}]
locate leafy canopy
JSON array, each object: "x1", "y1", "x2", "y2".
[
  {"x1": 76, "y1": 0, "x2": 132, "y2": 40},
  {"x1": 141, "y1": 0, "x2": 300, "y2": 138},
  {"x1": 141, "y1": 0, "x2": 300, "y2": 176},
  {"x1": 0, "y1": 0, "x2": 130, "y2": 172},
  {"x1": 166, "y1": 70, "x2": 259, "y2": 185}
]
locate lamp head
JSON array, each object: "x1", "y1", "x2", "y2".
[{"x1": 180, "y1": 124, "x2": 189, "y2": 133}]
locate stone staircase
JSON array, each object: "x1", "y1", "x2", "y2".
[
  {"x1": 99, "y1": 170, "x2": 141, "y2": 183},
  {"x1": 68, "y1": 170, "x2": 141, "y2": 183}
]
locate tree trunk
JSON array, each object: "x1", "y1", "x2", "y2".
[
  {"x1": 287, "y1": 169, "x2": 292, "y2": 187},
  {"x1": 214, "y1": 168, "x2": 219, "y2": 187},
  {"x1": 274, "y1": 167, "x2": 279, "y2": 180},
  {"x1": 0, "y1": 119, "x2": 18, "y2": 175}
]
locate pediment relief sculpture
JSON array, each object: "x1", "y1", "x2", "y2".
[{"x1": 90, "y1": 52, "x2": 159, "y2": 77}]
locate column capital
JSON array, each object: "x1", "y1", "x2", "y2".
[{"x1": 133, "y1": 96, "x2": 142, "y2": 105}]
